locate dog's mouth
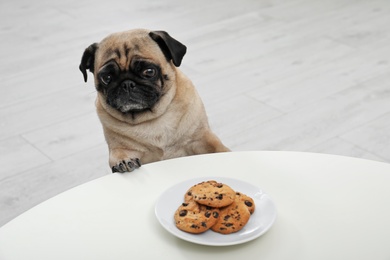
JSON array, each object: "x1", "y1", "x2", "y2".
[
  {"x1": 105, "y1": 89, "x2": 161, "y2": 114},
  {"x1": 116, "y1": 103, "x2": 150, "y2": 113}
]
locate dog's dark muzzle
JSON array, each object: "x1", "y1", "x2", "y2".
[{"x1": 106, "y1": 80, "x2": 161, "y2": 113}]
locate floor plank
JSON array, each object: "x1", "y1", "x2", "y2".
[
  {"x1": 341, "y1": 112, "x2": 390, "y2": 161},
  {"x1": 224, "y1": 73, "x2": 390, "y2": 152},
  {"x1": 22, "y1": 113, "x2": 104, "y2": 161}
]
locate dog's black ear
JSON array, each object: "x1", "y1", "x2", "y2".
[
  {"x1": 149, "y1": 31, "x2": 187, "y2": 67},
  {"x1": 79, "y1": 43, "x2": 98, "y2": 82}
]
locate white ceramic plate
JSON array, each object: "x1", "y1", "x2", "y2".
[{"x1": 155, "y1": 177, "x2": 277, "y2": 246}]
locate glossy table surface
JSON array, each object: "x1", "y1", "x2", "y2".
[{"x1": 0, "y1": 151, "x2": 389, "y2": 259}]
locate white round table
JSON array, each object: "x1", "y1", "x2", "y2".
[{"x1": 1, "y1": 151, "x2": 389, "y2": 259}]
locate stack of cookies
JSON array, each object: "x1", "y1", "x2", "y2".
[{"x1": 174, "y1": 180, "x2": 255, "y2": 234}]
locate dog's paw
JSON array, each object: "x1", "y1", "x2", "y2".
[{"x1": 111, "y1": 158, "x2": 141, "y2": 173}]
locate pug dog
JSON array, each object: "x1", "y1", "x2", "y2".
[{"x1": 79, "y1": 29, "x2": 230, "y2": 173}]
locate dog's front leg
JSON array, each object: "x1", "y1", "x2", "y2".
[
  {"x1": 191, "y1": 131, "x2": 231, "y2": 155},
  {"x1": 109, "y1": 148, "x2": 142, "y2": 173}
]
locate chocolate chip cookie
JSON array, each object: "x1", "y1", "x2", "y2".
[
  {"x1": 185, "y1": 180, "x2": 236, "y2": 208},
  {"x1": 210, "y1": 196, "x2": 251, "y2": 234},
  {"x1": 236, "y1": 192, "x2": 255, "y2": 214},
  {"x1": 174, "y1": 200, "x2": 220, "y2": 234}
]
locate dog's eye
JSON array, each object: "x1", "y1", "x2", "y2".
[
  {"x1": 142, "y1": 68, "x2": 156, "y2": 78},
  {"x1": 100, "y1": 74, "x2": 112, "y2": 85}
]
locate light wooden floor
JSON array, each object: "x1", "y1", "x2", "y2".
[{"x1": 1, "y1": 0, "x2": 390, "y2": 226}]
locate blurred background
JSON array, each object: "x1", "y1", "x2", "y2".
[{"x1": 1, "y1": 0, "x2": 390, "y2": 226}]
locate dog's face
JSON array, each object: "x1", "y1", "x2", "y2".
[
  {"x1": 79, "y1": 29, "x2": 186, "y2": 116},
  {"x1": 96, "y1": 52, "x2": 163, "y2": 113}
]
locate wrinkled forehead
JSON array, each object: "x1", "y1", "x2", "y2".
[{"x1": 95, "y1": 30, "x2": 164, "y2": 70}]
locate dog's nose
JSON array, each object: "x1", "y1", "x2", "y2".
[{"x1": 121, "y1": 80, "x2": 136, "y2": 92}]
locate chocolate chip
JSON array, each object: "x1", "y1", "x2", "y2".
[
  {"x1": 179, "y1": 210, "x2": 187, "y2": 217},
  {"x1": 190, "y1": 224, "x2": 199, "y2": 229},
  {"x1": 244, "y1": 200, "x2": 253, "y2": 207},
  {"x1": 182, "y1": 203, "x2": 188, "y2": 207},
  {"x1": 213, "y1": 212, "x2": 219, "y2": 218},
  {"x1": 201, "y1": 222, "x2": 207, "y2": 228},
  {"x1": 216, "y1": 194, "x2": 223, "y2": 200},
  {"x1": 225, "y1": 223, "x2": 233, "y2": 227},
  {"x1": 205, "y1": 211, "x2": 211, "y2": 218},
  {"x1": 216, "y1": 183, "x2": 223, "y2": 188},
  {"x1": 187, "y1": 191, "x2": 192, "y2": 196},
  {"x1": 224, "y1": 215, "x2": 231, "y2": 221}
]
